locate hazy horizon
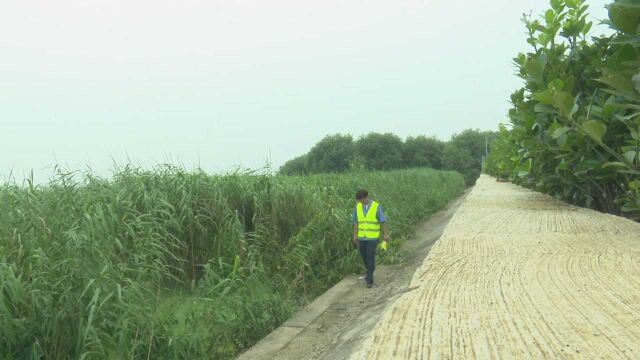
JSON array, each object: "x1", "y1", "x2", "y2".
[{"x1": 2, "y1": 0, "x2": 610, "y2": 182}]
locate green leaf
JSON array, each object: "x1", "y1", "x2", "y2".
[
  {"x1": 609, "y1": 34, "x2": 640, "y2": 45},
  {"x1": 615, "y1": 44, "x2": 638, "y2": 69},
  {"x1": 563, "y1": 76, "x2": 575, "y2": 93},
  {"x1": 547, "y1": 79, "x2": 565, "y2": 91},
  {"x1": 611, "y1": 0, "x2": 640, "y2": 10},
  {"x1": 608, "y1": 2, "x2": 640, "y2": 34},
  {"x1": 557, "y1": 133, "x2": 569, "y2": 147},
  {"x1": 602, "y1": 161, "x2": 631, "y2": 169},
  {"x1": 557, "y1": 159, "x2": 568, "y2": 171},
  {"x1": 533, "y1": 90, "x2": 555, "y2": 104},
  {"x1": 545, "y1": 9, "x2": 556, "y2": 24},
  {"x1": 538, "y1": 33, "x2": 550, "y2": 46},
  {"x1": 552, "y1": 126, "x2": 570, "y2": 139},
  {"x1": 534, "y1": 103, "x2": 556, "y2": 113},
  {"x1": 514, "y1": 53, "x2": 526, "y2": 65},
  {"x1": 623, "y1": 150, "x2": 639, "y2": 163},
  {"x1": 553, "y1": 91, "x2": 575, "y2": 117},
  {"x1": 550, "y1": 0, "x2": 563, "y2": 11},
  {"x1": 581, "y1": 120, "x2": 608, "y2": 142},
  {"x1": 597, "y1": 68, "x2": 637, "y2": 94},
  {"x1": 632, "y1": 73, "x2": 640, "y2": 93},
  {"x1": 565, "y1": 0, "x2": 578, "y2": 9},
  {"x1": 603, "y1": 102, "x2": 619, "y2": 119},
  {"x1": 620, "y1": 169, "x2": 640, "y2": 175},
  {"x1": 525, "y1": 57, "x2": 545, "y2": 80}
]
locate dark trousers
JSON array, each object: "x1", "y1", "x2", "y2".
[{"x1": 358, "y1": 240, "x2": 378, "y2": 285}]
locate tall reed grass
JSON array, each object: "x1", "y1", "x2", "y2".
[{"x1": 0, "y1": 166, "x2": 464, "y2": 359}]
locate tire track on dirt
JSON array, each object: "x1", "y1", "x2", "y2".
[{"x1": 352, "y1": 175, "x2": 640, "y2": 359}]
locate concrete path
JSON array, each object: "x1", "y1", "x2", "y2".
[
  {"x1": 353, "y1": 175, "x2": 640, "y2": 359},
  {"x1": 237, "y1": 190, "x2": 470, "y2": 360}
]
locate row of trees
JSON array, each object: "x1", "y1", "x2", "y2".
[
  {"x1": 484, "y1": 0, "x2": 640, "y2": 219},
  {"x1": 280, "y1": 130, "x2": 496, "y2": 185}
]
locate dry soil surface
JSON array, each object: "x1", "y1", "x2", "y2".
[{"x1": 353, "y1": 175, "x2": 640, "y2": 359}]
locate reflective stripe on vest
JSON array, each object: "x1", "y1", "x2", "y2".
[{"x1": 357, "y1": 201, "x2": 381, "y2": 239}]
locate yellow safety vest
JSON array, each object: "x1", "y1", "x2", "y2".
[{"x1": 357, "y1": 201, "x2": 381, "y2": 239}]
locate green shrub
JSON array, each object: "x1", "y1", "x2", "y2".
[{"x1": 485, "y1": 0, "x2": 640, "y2": 219}]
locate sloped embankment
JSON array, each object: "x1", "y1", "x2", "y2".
[{"x1": 354, "y1": 175, "x2": 640, "y2": 359}]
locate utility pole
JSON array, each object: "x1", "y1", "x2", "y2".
[
  {"x1": 485, "y1": 137, "x2": 488, "y2": 158},
  {"x1": 481, "y1": 137, "x2": 489, "y2": 172}
]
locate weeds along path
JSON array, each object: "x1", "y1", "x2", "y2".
[
  {"x1": 237, "y1": 190, "x2": 470, "y2": 360},
  {"x1": 353, "y1": 175, "x2": 640, "y2": 359}
]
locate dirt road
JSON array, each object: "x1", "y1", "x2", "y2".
[
  {"x1": 238, "y1": 191, "x2": 470, "y2": 360},
  {"x1": 353, "y1": 175, "x2": 640, "y2": 359}
]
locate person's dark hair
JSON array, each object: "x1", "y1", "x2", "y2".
[{"x1": 355, "y1": 189, "x2": 369, "y2": 200}]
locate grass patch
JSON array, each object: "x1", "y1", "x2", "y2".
[{"x1": 0, "y1": 166, "x2": 464, "y2": 359}]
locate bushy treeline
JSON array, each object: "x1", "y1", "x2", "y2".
[
  {"x1": 280, "y1": 130, "x2": 496, "y2": 185},
  {"x1": 484, "y1": 0, "x2": 640, "y2": 219},
  {"x1": 0, "y1": 166, "x2": 464, "y2": 359}
]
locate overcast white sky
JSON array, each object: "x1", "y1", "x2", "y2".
[{"x1": 1, "y1": 0, "x2": 609, "y2": 181}]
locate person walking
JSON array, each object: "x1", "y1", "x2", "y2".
[{"x1": 352, "y1": 189, "x2": 389, "y2": 288}]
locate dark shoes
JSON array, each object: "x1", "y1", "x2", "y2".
[{"x1": 366, "y1": 283, "x2": 373, "y2": 288}]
